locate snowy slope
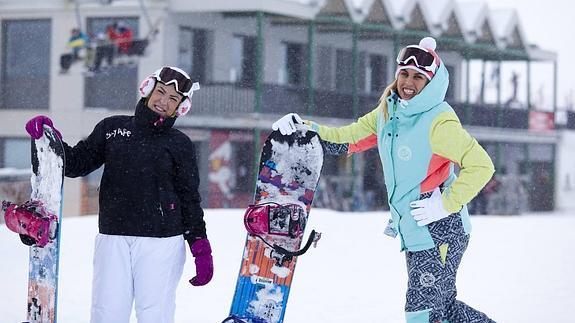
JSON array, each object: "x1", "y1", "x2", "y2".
[{"x1": 1, "y1": 209, "x2": 574, "y2": 322}]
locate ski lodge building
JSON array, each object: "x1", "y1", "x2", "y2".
[{"x1": 0, "y1": 0, "x2": 571, "y2": 217}]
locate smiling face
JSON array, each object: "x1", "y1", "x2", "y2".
[
  {"x1": 146, "y1": 82, "x2": 183, "y2": 118},
  {"x1": 396, "y1": 68, "x2": 429, "y2": 100}
]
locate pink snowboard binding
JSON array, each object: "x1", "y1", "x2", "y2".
[
  {"x1": 244, "y1": 202, "x2": 321, "y2": 264},
  {"x1": 2, "y1": 200, "x2": 58, "y2": 247},
  {"x1": 244, "y1": 202, "x2": 305, "y2": 238}
]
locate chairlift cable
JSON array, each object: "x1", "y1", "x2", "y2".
[
  {"x1": 73, "y1": 0, "x2": 83, "y2": 33},
  {"x1": 138, "y1": 0, "x2": 154, "y2": 36}
]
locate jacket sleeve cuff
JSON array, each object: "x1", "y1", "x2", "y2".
[
  {"x1": 304, "y1": 120, "x2": 320, "y2": 132},
  {"x1": 442, "y1": 193, "x2": 463, "y2": 214}
]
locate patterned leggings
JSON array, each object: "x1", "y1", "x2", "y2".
[{"x1": 404, "y1": 212, "x2": 495, "y2": 323}]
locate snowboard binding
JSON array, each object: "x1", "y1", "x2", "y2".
[
  {"x1": 244, "y1": 202, "x2": 306, "y2": 238},
  {"x1": 2, "y1": 200, "x2": 58, "y2": 247},
  {"x1": 244, "y1": 202, "x2": 321, "y2": 265}
]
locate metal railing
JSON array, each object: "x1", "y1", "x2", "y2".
[
  {"x1": 193, "y1": 82, "x2": 256, "y2": 116},
  {"x1": 191, "y1": 82, "x2": 543, "y2": 130}
]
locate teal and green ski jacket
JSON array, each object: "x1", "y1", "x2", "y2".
[{"x1": 306, "y1": 63, "x2": 494, "y2": 251}]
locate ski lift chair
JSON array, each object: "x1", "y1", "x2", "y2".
[{"x1": 128, "y1": 38, "x2": 149, "y2": 56}]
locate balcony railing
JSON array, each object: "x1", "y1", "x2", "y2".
[
  {"x1": 261, "y1": 84, "x2": 308, "y2": 115},
  {"x1": 193, "y1": 82, "x2": 255, "y2": 115},
  {"x1": 191, "y1": 82, "x2": 556, "y2": 130}
]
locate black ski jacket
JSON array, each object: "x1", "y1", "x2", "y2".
[{"x1": 63, "y1": 99, "x2": 206, "y2": 241}]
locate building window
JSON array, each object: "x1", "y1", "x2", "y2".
[
  {"x1": 316, "y1": 46, "x2": 333, "y2": 90},
  {"x1": 282, "y1": 42, "x2": 306, "y2": 87},
  {"x1": 445, "y1": 64, "x2": 455, "y2": 100},
  {"x1": 367, "y1": 54, "x2": 387, "y2": 93},
  {"x1": 1, "y1": 138, "x2": 30, "y2": 169},
  {"x1": 231, "y1": 35, "x2": 256, "y2": 87},
  {"x1": 84, "y1": 17, "x2": 139, "y2": 110},
  {"x1": 231, "y1": 141, "x2": 255, "y2": 194},
  {"x1": 1, "y1": 19, "x2": 51, "y2": 109},
  {"x1": 178, "y1": 27, "x2": 208, "y2": 83},
  {"x1": 335, "y1": 49, "x2": 353, "y2": 93}
]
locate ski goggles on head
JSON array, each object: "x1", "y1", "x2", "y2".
[
  {"x1": 156, "y1": 67, "x2": 195, "y2": 96},
  {"x1": 396, "y1": 45, "x2": 436, "y2": 71}
]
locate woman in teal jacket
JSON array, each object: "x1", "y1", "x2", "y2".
[{"x1": 273, "y1": 37, "x2": 496, "y2": 322}]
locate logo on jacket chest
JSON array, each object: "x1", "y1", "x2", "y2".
[
  {"x1": 397, "y1": 145, "x2": 412, "y2": 161},
  {"x1": 106, "y1": 128, "x2": 132, "y2": 140}
]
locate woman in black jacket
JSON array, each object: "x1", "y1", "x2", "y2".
[{"x1": 26, "y1": 66, "x2": 212, "y2": 323}]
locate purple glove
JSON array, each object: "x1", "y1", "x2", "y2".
[
  {"x1": 25, "y1": 115, "x2": 62, "y2": 140},
  {"x1": 188, "y1": 238, "x2": 213, "y2": 286}
]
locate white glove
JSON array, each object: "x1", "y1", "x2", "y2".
[
  {"x1": 272, "y1": 113, "x2": 303, "y2": 136},
  {"x1": 409, "y1": 187, "x2": 451, "y2": 226}
]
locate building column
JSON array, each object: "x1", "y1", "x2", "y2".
[
  {"x1": 306, "y1": 20, "x2": 315, "y2": 115},
  {"x1": 526, "y1": 60, "x2": 532, "y2": 109},
  {"x1": 351, "y1": 23, "x2": 359, "y2": 118},
  {"x1": 253, "y1": 11, "x2": 265, "y2": 184}
]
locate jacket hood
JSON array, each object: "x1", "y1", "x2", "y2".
[
  {"x1": 398, "y1": 62, "x2": 449, "y2": 116},
  {"x1": 134, "y1": 98, "x2": 176, "y2": 132}
]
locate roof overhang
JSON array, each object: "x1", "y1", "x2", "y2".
[{"x1": 169, "y1": 0, "x2": 318, "y2": 20}]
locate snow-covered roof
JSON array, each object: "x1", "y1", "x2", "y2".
[
  {"x1": 418, "y1": 0, "x2": 464, "y2": 38},
  {"x1": 170, "y1": 0, "x2": 320, "y2": 20},
  {"x1": 490, "y1": 8, "x2": 527, "y2": 50},
  {"x1": 527, "y1": 45, "x2": 557, "y2": 62},
  {"x1": 387, "y1": 0, "x2": 411, "y2": 17},
  {"x1": 458, "y1": 2, "x2": 486, "y2": 34},
  {"x1": 316, "y1": 0, "x2": 356, "y2": 21},
  {"x1": 359, "y1": 0, "x2": 399, "y2": 28},
  {"x1": 385, "y1": 0, "x2": 430, "y2": 32},
  {"x1": 458, "y1": 1, "x2": 484, "y2": 30},
  {"x1": 278, "y1": 0, "x2": 325, "y2": 4},
  {"x1": 383, "y1": 0, "x2": 410, "y2": 28},
  {"x1": 33, "y1": 0, "x2": 544, "y2": 59},
  {"x1": 419, "y1": 0, "x2": 451, "y2": 26},
  {"x1": 458, "y1": 2, "x2": 497, "y2": 45},
  {"x1": 351, "y1": 0, "x2": 373, "y2": 18}
]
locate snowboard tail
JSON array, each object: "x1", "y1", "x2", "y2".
[{"x1": 225, "y1": 129, "x2": 324, "y2": 323}]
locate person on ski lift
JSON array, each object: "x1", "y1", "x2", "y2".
[
  {"x1": 68, "y1": 28, "x2": 90, "y2": 60},
  {"x1": 114, "y1": 21, "x2": 133, "y2": 56},
  {"x1": 273, "y1": 37, "x2": 496, "y2": 322},
  {"x1": 24, "y1": 66, "x2": 212, "y2": 323}
]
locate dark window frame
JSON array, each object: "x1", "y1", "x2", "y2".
[
  {"x1": 232, "y1": 35, "x2": 256, "y2": 88},
  {"x1": 283, "y1": 41, "x2": 306, "y2": 87},
  {"x1": 178, "y1": 27, "x2": 208, "y2": 83},
  {"x1": 1, "y1": 19, "x2": 51, "y2": 110}
]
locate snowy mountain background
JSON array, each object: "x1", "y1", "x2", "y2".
[{"x1": 1, "y1": 209, "x2": 574, "y2": 322}]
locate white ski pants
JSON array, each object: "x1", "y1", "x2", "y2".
[{"x1": 90, "y1": 234, "x2": 186, "y2": 323}]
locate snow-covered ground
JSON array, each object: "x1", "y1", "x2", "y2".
[{"x1": 1, "y1": 209, "x2": 574, "y2": 322}]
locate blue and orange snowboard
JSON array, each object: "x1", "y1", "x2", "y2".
[{"x1": 224, "y1": 128, "x2": 324, "y2": 323}]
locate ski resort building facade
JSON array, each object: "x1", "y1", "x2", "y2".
[{"x1": 0, "y1": 0, "x2": 569, "y2": 217}]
